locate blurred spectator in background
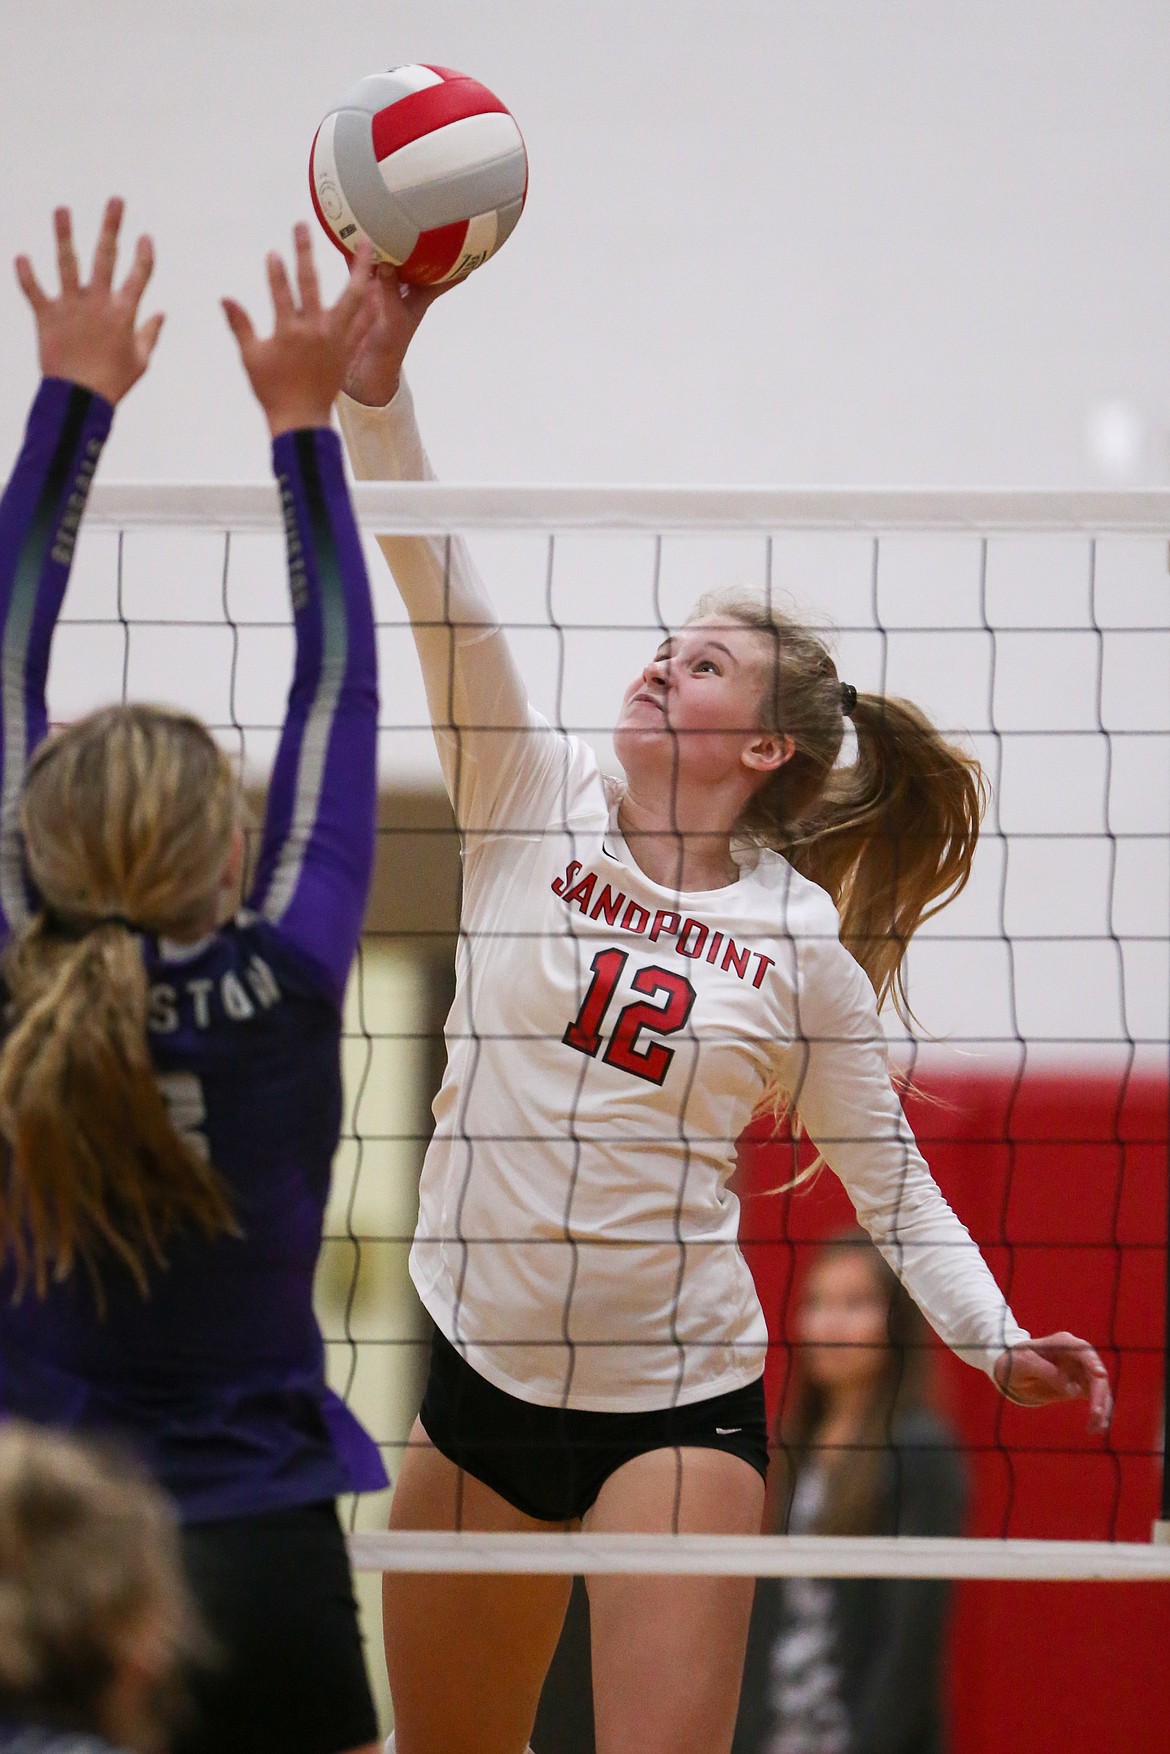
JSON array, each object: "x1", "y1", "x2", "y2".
[
  {"x1": 0, "y1": 1421, "x2": 204, "y2": 1754},
  {"x1": 732, "y1": 1229, "x2": 966, "y2": 1754}
]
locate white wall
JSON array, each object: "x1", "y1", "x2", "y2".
[
  {"x1": 0, "y1": 2, "x2": 1166, "y2": 1054},
  {"x1": 2, "y1": 0, "x2": 1169, "y2": 485}
]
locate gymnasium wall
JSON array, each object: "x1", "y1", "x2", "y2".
[{"x1": 2, "y1": 2, "x2": 1168, "y2": 494}]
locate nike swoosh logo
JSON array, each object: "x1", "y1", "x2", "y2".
[{"x1": 715, "y1": 1426, "x2": 742, "y2": 1435}]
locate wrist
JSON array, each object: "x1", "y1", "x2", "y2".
[
  {"x1": 42, "y1": 373, "x2": 116, "y2": 414},
  {"x1": 265, "y1": 406, "x2": 334, "y2": 439},
  {"x1": 994, "y1": 1347, "x2": 1030, "y2": 1405},
  {"x1": 340, "y1": 375, "x2": 400, "y2": 409}
]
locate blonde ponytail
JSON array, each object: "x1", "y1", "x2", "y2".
[
  {"x1": 786, "y1": 691, "x2": 985, "y2": 1019},
  {"x1": 689, "y1": 591, "x2": 985, "y2": 1021},
  {"x1": 0, "y1": 705, "x2": 240, "y2": 1297}
]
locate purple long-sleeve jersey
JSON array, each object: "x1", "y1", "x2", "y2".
[{"x1": 0, "y1": 378, "x2": 386, "y2": 1521}]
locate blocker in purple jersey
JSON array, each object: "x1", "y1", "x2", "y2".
[{"x1": 309, "y1": 63, "x2": 528, "y2": 285}]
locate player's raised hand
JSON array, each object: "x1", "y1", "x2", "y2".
[
  {"x1": 994, "y1": 1332, "x2": 1113, "y2": 1433},
  {"x1": 223, "y1": 225, "x2": 376, "y2": 437},
  {"x1": 14, "y1": 199, "x2": 164, "y2": 405},
  {"x1": 341, "y1": 263, "x2": 450, "y2": 407}
]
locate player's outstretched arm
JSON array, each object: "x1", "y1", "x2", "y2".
[
  {"x1": 788, "y1": 940, "x2": 1114, "y2": 1435},
  {"x1": 335, "y1": 267, "x2": 546, "y2": 833},
  {"x1": 224, "y1": 228, "x2": 381, "y2": 1001},
  {"x1": 0, "y1": 199, "x2": 162, "y2": 946},
  {"x1": 994, "y1": 1333, "x2": 1113, "y2": 1432}
]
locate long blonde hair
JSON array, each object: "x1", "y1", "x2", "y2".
[
  {"x1": 690, "y1": 590, "x2": 985, "y2": 1020},
  {"x1": 0, "y1": 705, "x2": 239, "y2": 1298}
]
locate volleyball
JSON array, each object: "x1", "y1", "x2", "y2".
[{"x1": 309, "y1": 64, "x2": 527, "y2": 285}]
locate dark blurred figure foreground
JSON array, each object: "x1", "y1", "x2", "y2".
[{"x1": 0, "y1": 1420, "x2": 205, "y2": 1754}]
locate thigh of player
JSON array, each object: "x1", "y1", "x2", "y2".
[
  {"x1": 584, "y1": 1445, "x2": 766, "y2": 1754},
  {"x1": 385, "y1": 1418, "x2": 574, "y2": 1754}
]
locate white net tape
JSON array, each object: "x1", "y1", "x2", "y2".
[
  {"x1": 346, "y1": 1530, "x2": 1170, "y2": 1579},
  {"x1": 87, "y1": 481, "x2": 1170, "y2": 534}
]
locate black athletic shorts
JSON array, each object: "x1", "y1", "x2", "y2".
[
  {"x1": 418, "y1": 1326, "x2": 769, "y2": 1523},
  {"x1": 175, "y1": 1499, "x2": 377, "y2": 1754}
]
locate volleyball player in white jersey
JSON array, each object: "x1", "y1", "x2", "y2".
[{"x1": 337, "y1": 273, "x2": 1111, "y2": 1754}]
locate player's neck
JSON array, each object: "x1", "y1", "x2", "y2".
[{"x1": 616, "y1": 792, "x2": 739, "y2": 891}]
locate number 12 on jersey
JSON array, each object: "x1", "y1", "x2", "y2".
[{"x1": 562, "y1": 947, "x2": 696, "y2": 1086}]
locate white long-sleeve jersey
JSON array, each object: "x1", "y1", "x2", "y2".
[{"x1": 337, "y1": 383, "x2": 1029, "y2": 1412}]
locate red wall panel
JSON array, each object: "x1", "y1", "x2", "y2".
[{"x1": 737, "y1": 1068, "x2": 1170, "y2": 1754}]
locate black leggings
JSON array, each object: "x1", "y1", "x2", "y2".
[{"x1": 176, "y1": 1499, "x2": 377, "y2": 1754}]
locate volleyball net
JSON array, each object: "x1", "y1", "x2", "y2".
[{"x1": 71, "y1": 480, "x2": 1170, "y2": 1582}]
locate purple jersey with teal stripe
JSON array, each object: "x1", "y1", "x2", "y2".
[{"x1": 0, "y1": 379, "x2": 386, "y2": 1521}]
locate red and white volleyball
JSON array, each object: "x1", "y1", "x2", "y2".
[{"x1": 309, "y1": 64, "x2": 527, "y2": 285}]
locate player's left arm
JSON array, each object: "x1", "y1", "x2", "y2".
[
  {"x1": 0, "y1": 199, "x2": 162, "y2": 945},
  {"x1": 226, "y1": 227, "x2": 382, "y2": 1002},
  {"x1": 785, "y1": 936, "x2": 1112, "y2": 1430}
]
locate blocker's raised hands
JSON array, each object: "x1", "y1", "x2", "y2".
[
  {"x1": 994, "y1": 1331, "x2": 1113, "y2": 1433},
  {"x1": 14, "y1": 199, "x2": 164, "y2": 405},
  {"x1": 223, "y1": 225, "x2": 376, "y2": 438}
]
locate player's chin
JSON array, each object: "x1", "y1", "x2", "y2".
[{"x1": 613, "y1": 719, "x2": 668, "y2": 763}]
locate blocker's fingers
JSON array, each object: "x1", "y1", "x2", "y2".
[
  {"x1": 267, "y1": 251, "x2": 295, "y2": 324},
  {"x1": 221, "y1": 297, "x2": 256, "y2": 350},
  {"x1": 91, "y1": 196, "x2": 124, "y2": 289},
  {"x1": 54, "y1": 207, "x2": 80, "y2": 292},
  {"x1": 14, "y1": 255, "x2": 48, "y2": 312},
  {"x1": 120, "y1": 234, "x2": 155, "y2": 311},
  {"x1": 293, "y1": 222, "x2": 320, "y2": 314},
  {"x1": 135, "y1": 310, "x2": 166, "y2": 366}
]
